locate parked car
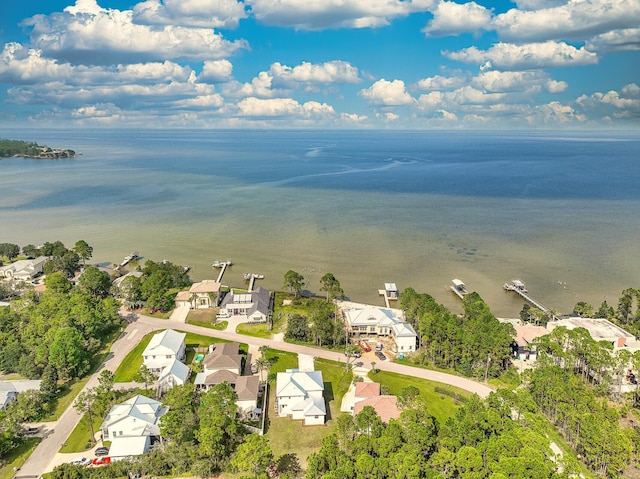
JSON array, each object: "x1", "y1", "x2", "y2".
[
  {"x1": 359, "y1": 341, "x2": 371, "y2": 352},
  {"x1": 71, "y1": 457, "x2": 91, "y2": 466},
  {"x1": 24, "y1": 426, "x2": 40, "y2": 435},
  {"x1": 344, "y1": 350, "x2": 361, "y2": 358},
  {"x1": 216, "y1": 311, "x2": 230, "y2": 319},
  {"x1": 92, "y1": 456, "x2": 111, "y2": 466},
  {"x1": 94, "y1": 447, "x2": 110, "y2": 457},
  {"x1": 375, "y1": 351, "x2": 386, "y2": 361}
]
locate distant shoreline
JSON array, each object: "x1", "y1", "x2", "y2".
[{"x1": 0, "y1": 138, "x2": 77, "y2": 159}]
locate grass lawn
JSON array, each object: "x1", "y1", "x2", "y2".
[
  {"x1": 186, "y1": 309, "x2": 227, "y2": 330},
  {"x1": 43, "y1": 377, "x2": 91, "y2": 421},
  {"x1": 0, "y1": 437, "x2": 40, "y2": 479},
  {"x1": 370, "y1": 370, "x2": 469, "y2": 424},
  {"x1": 235, "y1": 322, "x2": 274, "y2": 338},
  {"x1": 114, "y1": 330, "x2": 246, "y2": 382},
  {"x1": 264, "y1": 350, "x2": 353, "y2": 467},
  {"x1": 59, "y1": 413, "x2": 103, "y2": 453}
]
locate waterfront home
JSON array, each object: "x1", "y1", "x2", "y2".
[
  {"x1": 218, "y1": 286, "x2": 272, "y2": 322},
  {"x1": 174, "y1": 280, "x2": 222, "y2": 309},
  {"x1": 142, "y1": 329, "x2": 186, "y2": 373},
  {"x1": 276, "y1": 369, "x2": 326, "y2": 426},
  {"x1": 339, "y1": 301, "x2": 418, "y2": 354},
  {"x1": 0, "y1": 256, "x2": 48, "y2": 281}
]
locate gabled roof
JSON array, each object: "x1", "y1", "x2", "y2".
[
  {"x1": 202, "y1": 369, "x2": 239, "y2": 385},
  {"x1": 174, "y1": 291, "x2": 192, "y2": 302},
  {"x1": 221, "y1": 287, "x2": 271, "y2": 316},
  {"x1": 276, "y1": 370, "x2": 324, "y2": 397},
  {"x1": 101, "y1": 395, "x2": 166, "y2": 433},
  {"x1": 158, "y1": 359, "x2": 190, "y2": 384},
  {"x1": 291, "y1": 396, "x2": 326, "y2": 417},
  {"x1": 391, "y1": 322, "x2": 417, "y2": 337},
  {"x1": 143, "y1": 329, "x2": 185, "y2": 356}
]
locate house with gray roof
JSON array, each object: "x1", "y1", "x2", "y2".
[
  {"x1": 142, "y1": 329, "x2": 186, "y2": 373},
  {"x1": 0, "y1": 380, "x2": 42, "y2": 410},
  {"x1": 157, "y1": 358, "x2": 191, "y2": 395},
  {"x1": 219, "y1": 287, "x2": 272, "y2": 323},
  {"x1": 0, "y1": 257, "x2": 48, "y2": 281}
]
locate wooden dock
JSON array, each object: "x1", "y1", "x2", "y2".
[
  {"x1": 378, "y1": 283, "x2": 399, "y2": 308},
  {"x1": 216, "y1": 263, "x2": 228, "y2": 283},
  {"x1": 245, "y1": 273, "x2": 264, "y2": 292},
  {"x1": 503, "y1": 280, "x2": 558, "y2": 319}
]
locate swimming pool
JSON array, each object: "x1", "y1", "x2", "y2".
[{"x1": 195, "y1": 354, "x2": 204, "y2": 362}]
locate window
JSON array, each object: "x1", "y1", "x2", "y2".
[
  {"x1": 166, "y1": 355, "x2": 172, "y2": 359},
  {"x1": 369, "y1": 326, "x2": 376, "y2": 332}
]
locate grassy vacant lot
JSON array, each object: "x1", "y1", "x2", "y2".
[
  {"x1": 43, "y1": 377, "x2": 91, "y2": 421},
  {"x1": 0, "y1": 437, "x2": 40, "y2": 479},
  {"x1": 371, "y1": 370, "x2": 468, "y2": 424},
  {"x1": 185, "y1": 309, "x2": 227, "y2": 330},
  {"x1": 264, "y1": 349, "x2": 353, "y2": 467}
]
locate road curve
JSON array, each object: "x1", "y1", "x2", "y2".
[{"x1": 134, "y1": 313, "x2": 494, "y2": 398}]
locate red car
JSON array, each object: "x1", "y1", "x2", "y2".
[
  {"x1": 92, "y1": 456, "x2": 111, "y2": 466},
  {"x1": 358, "y1": 340, "x2": 371, "y2": 352}
]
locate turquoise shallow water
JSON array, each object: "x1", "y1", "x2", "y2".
[{"x1": 1, "y1": 129, "x2": 639, "y2": 316}]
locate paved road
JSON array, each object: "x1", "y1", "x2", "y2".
[
  {"x1": 133, "y1": 313, "x2": 494, "y2": 398},
  {"x1": 17, "y1": 310, "x2": 492, "y2": 477},
  {"x1": 16, "y1": 321, "x2": 161, "y2": 478}
]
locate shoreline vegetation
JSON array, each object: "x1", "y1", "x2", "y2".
[{"x1": 0, "y1": 139, "x2": 76, "y2": 159}]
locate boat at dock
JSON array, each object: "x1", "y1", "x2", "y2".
[
  {"x1": 212, "y1": 260, "x2": 233, "y2": 268},
  {"x1": 116, "y1": 251, "x2": 139, "y2": 269},
  {"x1": 449, "y1": 279, "x2": 468, "y2": 299},
  {"x1": 503, "y1": 279, "x2": 527, "y2": 293}
]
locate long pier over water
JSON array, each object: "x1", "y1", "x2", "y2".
[{"x1": 503, "y1": 280, "x2": 559, "y2": 320}]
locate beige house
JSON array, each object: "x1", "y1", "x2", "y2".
[
  {"x1": 175, "y1": 280, "x2": 221, "y2": 309},
  {"x1": 0, "y1": 257, "x2": 48, "y2": 281}
]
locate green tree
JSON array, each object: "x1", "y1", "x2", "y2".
[
  {"x1": 78, "y1": 266, "x2": 111, "y2": 298},
  {"x1": 73, "y1": 389, "x2": 97, "y2": 446},
  {"x1": 133, "y1": 364, "x2": 157, "y2": 391},
  {"x1": 320, "y1": 273, "x2": 344, "y2": 302},
  {"x1": 573, "y1": 301, "x2": 594, "y2": 318},
  {"x1": 21, "y1": 244, "x2": 40, "y2": 258},
  {"x1": 229, "y1": 434, "x2": 274, "y2": 476},
  {"x1": 73, "y1": 240, "x2": 93, "y2": 267},
  {"x1": 0, "y1": 243, "x2": 20, "y2": 261},
  {"x1": 283, "y1": 270, "x2": 304, "y2": 297},
  {"x1": 160, "y1": 384, "x2": 198, "y2": 444},
  {"x1": 285, "y1": 314, "x2": 310, "y2": 341},
  {"x1": 40, "y1": 363, "x2": 59, "y2": 401},
  {"x1": 45, "y1": 272, "x2": 72, "y2": 294},
  {"x1": 48, "y1": 327, "x2": 89, "y2": 379}
]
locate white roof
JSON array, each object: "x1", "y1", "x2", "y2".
[
  {"x1": 276, "y1": 370, "x2": 324, "y2": 397},
  {"x1": 391, "y1": 322, "x2": 417, "y2": 337},
  {"x1": 158, "y1": 359, "x2": 190, "y2": 383},
  {"x1": 452, "y1": 279, "x2": 465, "y2": 287},
  {"x1": 143, "y1": 329, "x2": 185, "y2": 356},
  {"x1": 101, "y1": 395, "x2": 165, "y2": 433},
  {"x1": 291, "y1": 396, "x2": 326, "y2": 417},
  {"x1": 385, "y1": 283, "x2": 398, "y2": 291},
  {"x1": 108, "y1": 436, "x2": 150, "y2": 458}
]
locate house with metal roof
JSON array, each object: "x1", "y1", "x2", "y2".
[
  {"x1": 0, "y1": 380, "x2": 42, "y2": 410},
  {"x1": 157, "y1": 359, "x2": 191, "y2": 395},
  {"x1": 101, "y1": 394, "x2": 166, "y2": 441},
  {"x1": 219, "y1": 287, "x2": 272, "y2": 322},
  {"x1": 0, "y1": 256, "x2": 48, "y2": 281},
  {"x1": 276, "y1": 369, "x2": 326, "y2": 426},
  {"x1": 142, "y1": 329, "x2": 186, "y2": 373},
  {"x1": 340, "y1": 301, "x2": 417, "y2": 353}
]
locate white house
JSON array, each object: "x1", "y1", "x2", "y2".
[
  {"x1": 219, "y1": 287, "x2": 272, "y2": 322},
  {"x1": 340, "y1": 302, "x2": 417, "y2": 353},
  {"x1": 276, "y1": 369, "x2": 326, "y2": 426},
  {"x1": 142, "y1": 329, "x2": 186, "y2": 373},
  {"x1": 0, "y1": 257, "x2": 48, "y2": 281},
  {"x1": 0, "y1": 380, "x2": 41, "y2": 410},
  {"x1": 157, "y1": 359, "x2": 191, "y2": 394},
  {"x1": 174, "y1": 280, "x2": 222, "y2": 309},
  {"x1": 100, "y1": 394, "x2": 166, "y2": 441}
]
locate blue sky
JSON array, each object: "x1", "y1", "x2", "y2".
[{"x1": 0, "y1": 0, "x2": 638, "y2": 129}]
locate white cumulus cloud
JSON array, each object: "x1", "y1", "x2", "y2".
[
  {"x1": 199, "y1": 60, "x2": 234, "y2": 83},
  {"x1": 248, "y1": 0, "x2": 435, "y2": 30},
  {"x1": 423, "y1": 1, "x2": 492, "y2": 37},
  {"x1": 586, "y1": 28, "x2": 640, "y2": 52},
  {"x1": 416, "y1": 74, "x2": 468, "y2": 91},
  {"x1": 444, "y1": 41, "x2": 598, "y2": 70},
  {"x1": 492, "y1": 0, "x2": 640, "y2": 42},
  {"x1": 132, "y1": 0, "x2": 248, "y2": 29},
  {"x1": 236, "y1": 97, "x2": 336, "y2": 118},
  {"x1": 360, "y1": 79, "x2": 415, "y2": 105},
  {"x1": 270, "y1": 61, "x2": 360, "y2": 86},
  {"x1": 22, "y1": 0, "x2": 247, "y2": 65}
]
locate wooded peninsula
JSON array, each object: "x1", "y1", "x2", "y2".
[{"x1": 0, "y1": 139, "x2": 76, "y2": 159}]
